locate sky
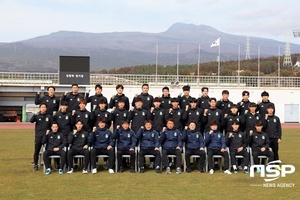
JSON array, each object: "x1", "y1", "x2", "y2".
[{"x1": 1, "y1": 0, "x2": 300, "y2": 44}]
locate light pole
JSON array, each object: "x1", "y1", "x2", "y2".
[{"x1": 293, "y1": 29, "x2": 300, "y2": 38}]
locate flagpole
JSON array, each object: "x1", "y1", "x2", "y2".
[
  {"x1": 217, "y1": 38, "x2": 221, "y2": 86},
  {"x1": 155, "y1": 44, "x2": 158, "y2": 85},
  {"x1": 197, "y1": 44, "x2": 201, "y2": 86},
  {"x1": 258, "y1": 45, "x2": 260, "y2": 87},
  {"x1": 177, "y1": 44, "x2": 179, "y2": 82},
  {"x1": 278, "y1": 46, "x2": 280, "y2": 87},
  {"x1": 238, "y1": 44, "x2": 240, "y2": 86}
]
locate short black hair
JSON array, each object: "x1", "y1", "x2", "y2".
[
  {"x1": 242, "y1": 90, "x2": 249, "y2": 96},
  {"x1": 39, "y1": 103, "x2": 47, "y2": 108},
  {"x1": 162, "y1": 86, "x2": 169, "y2": 91},
  {"x1": 95, "y1": 84, "x2": 102, "y2": 90},
  {"x1": 222, "y1": 90, "x2": 229, "y2": 95},
  {"x1": 98, "y1": 99, "x2": 107, "y2": 104},
  {"x1": 47, "y1": 86, "x2": 55, "y2": 91},
  {"x1": 209, "y1": 97, "x2": 217, "y2": 102},
  {"x1": 182, "y1": 85, "x2": 190, "y2": 91},
  {"x1": 201, "y1": 87, "x2": 208, "y2": 92},
  {"x1": 255, "y1": 120, "x2": 263, "y2": 127},
  {"x1": 116, "y1": 84, "x2": 124, "y2": 90},
  {"x1": 142, "y1": 83, "x2": 149, "y2": 88},
  {"x1": 72, "y1": 83, "x2": 79, "y2": 87}
]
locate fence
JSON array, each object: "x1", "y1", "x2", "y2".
[{"x1": 0, "y1": 72, "x2": 299, "y2": 87}]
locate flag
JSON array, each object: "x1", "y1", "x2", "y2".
[{"x1": 210, "y1": 37, "x2": 220, "y2": 47}]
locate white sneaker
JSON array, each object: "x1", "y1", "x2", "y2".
[
  {"x1": 209, "y1": 169, "x2": 214, "y2": 174},
  {"x1": 108, "y1": 169, "x2": 114, "y2": 174},
  {"x1": 67, "y1": 168, "x2": 74, "y2": 174},
  {"x1": 92, "y1": 168, "x2": 97, "y2": 174},
  {"x1": 82, "y1": 169, "x2": 88, "y2": 174},
  {"x1": 224, "y1": 169, "x2": 232, "y2": 175}
]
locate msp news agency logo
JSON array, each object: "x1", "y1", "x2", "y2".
[{"x1": 249, "y1": 160, "x2": 296, "y2": 188}]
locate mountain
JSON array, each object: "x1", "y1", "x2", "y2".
[{"x1": 0, "y1": 23, "x2": 299, "y2": 72}]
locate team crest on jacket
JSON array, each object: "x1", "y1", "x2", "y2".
[
  {"x1": 218, "y1": 134, "x2": 221, "y2": 138},
  {"x1": 65, "y1": 116, "x2": 68, "y2": 120},
  {"x1": 262, "y1": 136, "x2": 265, "y2": 140},
  {"x1": 274, "y1": 119, "x2": 277, "y2": 122},
  {"x1": 57, "y1": 135, "x2": 60, "y2": 139},
  {"x1": 127, "y1": 134, "x2": 130, "y2": 138},
  {"x1": 196, "y1": 134, "x2": 199, "y2": 138},
  {"x1": 142, "y1": 112, "x2": 145, "y2": 116},
  {"x1": 105, "y1": 114, "x2": 108, "y2": 117},
  {"x1": 77, "y1": 98, "x2": 80, "y2": 101},
  {"x1": 151, "y1": 133, "x2": 154, "y2": 137},
  {"x1": 85, "y1": 114, "x2": 88, "y2": 118},
  {"x1": 53, "y1": 100, "x2": 56, "y2": 104},
  {"x1": 105, "y1": 134, "x2": 108, "y2": 138},
  {"x1": 46, "y1": 117, "x2": 49, "y2": 121},
  {"x1": 147, "y1": 97, "x2": 150, "y2": 101},
  {"x1": 174, "y1": 132, "x2": 177, "y2": 136},
  {"x1": 160, "y1": 112, "x2": 162, "y2": 115},
  {"x1": 216, "y1": 112, "x2": 219, "y2": 116},
  {"x1": 239, "y1": 134, "x2": 241, "y2": 138},
  {"x1": 82, "y1": 134, "x2": 85, "y2": 138},
  {"x1": 178, "y1": 112, "x2": 181, "y2": 115},
  {"x1": 196, "y1": 111, "x2": 199, "y2": 115},
  {"x1": 256, "y1": 116, "x2": 259, "y2": 120},
  {"x1": 124, "y1": 113, "x2": 126, "y2": 117}
]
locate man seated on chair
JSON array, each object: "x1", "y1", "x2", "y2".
[
  {"x1": 226, "y1": 120, "x2": 249, "y2": 174},
  {"x1": 250, "y1": 120, "x2": 274, "y2": 174},
  {"x1": 182, "y1": 121, "x2": 206, "y2": 173},
  {"x1": 205, "y1": 121, "x2": 231, "y2": 175},
  {"x1": 67, "y1": 120, "x2": 90, "y2": 174},
  {"x1": 42, "y1": 122, "x2": 67, "y2": 175},
  {"x1": 89, "y1": 118, "x2": 115, "y2": 174},
  {"x1": 136, "y1": 120, "x2": 161, "y2": 173},
  {"x1": 112, "y1": 121, "x2": 136, "y2": 173},
  {"x1": 159, "y1": 119, "x2": 182, "y2": 174}
]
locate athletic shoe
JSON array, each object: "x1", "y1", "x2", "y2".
[
  {"x1": 234, "y1": 169, "x2": 238, "y2": 174},
  {"x1": 34, "y1": 165, "x2": 38, "y2": 171},
  {"x1": 256, "y1": 168, "x2": 261, "y2": 174},
  {"x1": 82, "y1": 169, "x2": 88, "y2": 174},
  {"x1": 209, "y1": 169, "x2": 214, "y2": 175},
  {"x1": 186, "y1": 167, "x2": 192, "y2": 173},
  {"x1": 108, "y1": 169, "x2": 114, "y2": 174},
  {"x1": 176, "y1": 167, "x2": 182, "y2": 174},
  {"x1": 58, "y1": 169, "x2": 63, "y2": 175},
  {"x1": 166, "y1": 167, "x2": 171, "y2": 174},
  {"x1": 67, "y1": 168, "x2": 74, "y2": 174},
  {"x1": 140, "y1": 167, "x2": 145, "y2": 173},
  {"x1": 224, "y1": 170, "x2": 232, "y2": 174},
  {"x1": 45, "y1": 168, "x2": 51, "y2": 175},
  {"x1": 92, "y1": 168, "x2": 97, "y2": 174},
  {"x1": 243, "y1": 168, "x2": 249, "y2": 174},
  {"x1": 149, "y1": 162, "x2": 154, "y2": 169},
  {"x1": 30, "y1": 162, "x2": 35, "y2": 165},
  {"x1": 199, "y1": 170, "x2": 205, "y2": 173}
]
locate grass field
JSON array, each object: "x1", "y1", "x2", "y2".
[{"x1": 0, "y1": 128, "x2": 299, "y2": 200}]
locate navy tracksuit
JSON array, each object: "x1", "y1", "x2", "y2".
[{"x1": 250, "y1": 131, "x2": 274, "y2": 164}]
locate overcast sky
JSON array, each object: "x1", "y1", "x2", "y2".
[{"x1": 1, "y1": 0, "x2": 300, "y2": 45}]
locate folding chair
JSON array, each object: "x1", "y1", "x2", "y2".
[
  {"x1": 43, "y1": 145, "x2": 66, "y2": 173},
  {"x1": 115, "y1": 142, "x2": 137, "y2": 172},
  {"x1": 137, "y1": 144, "x2": 158, "y2": 172},
  {"x1": 183, "y1": 146, "x2": 201, "y2": 172},
  {"x1": 205, "y1": 147, "x2": 229, "y2": 172},
  {"x1": 250, "y1": 147, "x2": 272, "y2": 166}
]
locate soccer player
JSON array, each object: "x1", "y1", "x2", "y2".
[
  {"x1": 72, "y1": 99, "x2": 92, "y2": 132},
  {"x1": 128, "y1": 97, "x2": 150, "y2": 134},
  {"x1": 109, "y1": 84, "x2": 130, "y2": 111},
  {"x1": 205, "y1": 121, "x2": 231, "y2": 175},
  {"x1": 85, "y1": 84, "x2": 108, "y2": 111},
  {"x1": 226, "y1": 120, "x2": 249, "y2": 174},
  {"x1": 203, "y1": 97, "x2": 223, "y2": 133},
  {"x1": 185, "y1": 98, "x2": 203, "y2": 132},
  {"x1": 89, "y1": 119, "x2": 115, "y2": 174},
  {"x1": 250, "y1": 120, "x2": 274, "y2": 173},
  {"x1": 67, "y1": 120, "x2": 90, "y2": 174},
  {"x1": 182, "y1": 121, "x2": 205, "y2": 173},
  {"x1": 42, "y1": 122, "x2": 67, "y2": 175},
  {"x1": 30, "y1": 103, "x2": 52, "y2": 171},
  {"x1": 61, "y1": 83, "x2": 83, "y2": 113},
  {"x1": 53, "y1": 101, "x2": 73, "y2": 139},
  {"x1": 111, "y1": 99, "x2": 129, "y2": 131},
  {"x1": 35, "y1": 86, "x2": 60, "y2": 115},
  {"x1": 160, "y1": 119, "x2": 182, "y2": 174},
  {"x1": 91, "y1": 99, "x2": 112, "y2": 129},
  {"x1": 112, "y1": 121, "x2": 136, "y2": 173},
  {"x1": 178, "y1": 85, "x2": 192, "y2": 109},
  {"x1": 150, "y1": 97, "x2": 166, "y2": 133},
  {"x1": 257, "y1": 91, "x2": 275, "y2": 117},
  {"x1": 160, "y1": 86, "x2": 172, "y2": 110},
  {"x1": 165, "y1": 97, "x2": 186, "y2": 131},
  {"x1": 136, "y1": 120, "x2": 161, "y2": 173},
  {"x1": 237, "y1": 90, "x2": 251, "y2": 116},
  {"x1": 264, "y1": 104, "x2": 282, "y2": 161},
  {"x1": 132, "y1": 83, "x2": 153, "y2": 111}
]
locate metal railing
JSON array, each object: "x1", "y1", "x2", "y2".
[{"x1": 0, "y1": 72, "x2": 299, "y2": 88}]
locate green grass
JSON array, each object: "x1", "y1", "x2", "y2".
[{"x1": 0, "y1": 128, "x2": 299, "y2": 200}]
